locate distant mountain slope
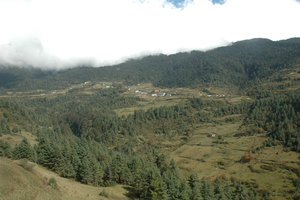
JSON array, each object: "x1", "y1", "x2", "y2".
[{"x1": 1, "y1": 38, "x2": 300, "y2": 91}]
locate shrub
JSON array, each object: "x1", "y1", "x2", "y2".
[
  {"x1": 12, "y1": 125, "x2": 19, "y2": 133},
  {"x1": 293, "y1": 178, "x2": 300, "y2": 192},
  {"x1": 99, "y1": 189, "x2": 109, "y2": 197},
  {"x1": 18, "y1": 159, "x2": 34, "y2": 172},
  {"x1": 48, "y1": 177, "x2": 58, "y2": 189},
  {"x1": 240, "y1": 153, "x2": 255, "y2": 163}
]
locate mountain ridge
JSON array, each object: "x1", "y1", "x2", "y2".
[{"x1": 0, "y1": 37, "x2": 300, "y2": 91}]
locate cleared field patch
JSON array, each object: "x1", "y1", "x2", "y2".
[
  {"x1": 114, "y1": 96, "x2": 184, "y2": 117},
  {"x1": 0, "y1": 131, "x2": 38, "y2": 147},
  {"x1": 227, "y1": 96, "x2": 253, "y2": 104},
  {"x1": 168, "y1": 122, "x2": 299, "y2": 199}
]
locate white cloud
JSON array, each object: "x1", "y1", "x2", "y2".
[{"x1": 0, "y1": 0, "x2": 299, "y2": 69}]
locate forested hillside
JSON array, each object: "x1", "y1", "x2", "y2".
[
  {"x1": 1, "y1": 38, "x2": 300, "y2": 91},
  {"x1": 0, "y1": 38, "x2": 300, "y2": 200}
]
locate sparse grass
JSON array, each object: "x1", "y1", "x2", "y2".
[
  {"x1": 0, "y1": 157, "x2": 61, "y2": 200},
  {"x1": 33, "y1": 164, "x2": 129, "y2": 200},
  {"x1": 18, "y1": 159, "x2": 35, "y2": 172}
]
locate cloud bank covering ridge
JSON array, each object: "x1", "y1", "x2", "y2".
[{"x1": 0, "y1": 0, "x2": 300, "y2": 69}]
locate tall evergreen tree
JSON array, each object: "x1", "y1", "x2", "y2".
[{"x1": 12, "y1": 138, "x2": 35, "y2": 161}]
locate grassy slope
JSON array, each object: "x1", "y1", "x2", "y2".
[
  {"x1": 0, "y1": 157, "x2": 129, "y2": 200},
  {"x1": 0, "y1": 157, "x2": 61, "y2": 200},
  {"x1": 168, "y1": 121, "x2": 299, "y2": 200}
]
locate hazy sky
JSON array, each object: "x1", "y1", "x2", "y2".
[{"x1": 0, "y1": 0, "x2": 300, "y2": 69}]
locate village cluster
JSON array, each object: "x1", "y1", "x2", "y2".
[
  {"x1": 133, "y1": 89, "x2": 173, "y2": 97},
  {"x1": 207, "y1": 94, "x2": 225, "y2": 97}
]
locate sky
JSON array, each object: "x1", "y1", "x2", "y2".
[{"x1": 0, "y1": 0, "x2": 300, "y2": 69}]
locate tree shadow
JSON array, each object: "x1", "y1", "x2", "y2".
[{"x1": 124, "y1": 186, "x2": 139, "y2": 200}]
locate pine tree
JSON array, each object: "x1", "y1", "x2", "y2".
[
  {"x1": 0, "y1": 140, "x2": 11, "y2": 158},
  {"x1": 179, "y1": 181, "x2": 192, "y2": 200},
  {"x1": 78, "y1": 156, "x2": 93, "y2": 184},
  {"x1": 188, "y1": 174, "x2": 202, "y2": 200},
  {"x1": 12, "y1": 138, "x2": 35, "y2": 161},
  {"x1": 163, "y1": 169, "x2": 181, "y2": 200},
  {"x1": 36, "y1": 138, "x2": 61, "y2": 169},
  {"x1": 200, "y1": 180, "x2": 213, "y2": 200},
  {"x1": 91, "y1": 158, "x2": 104, "y2": 186},
  {"x1": 56, "y1": 157, "x2": 76, "y2": 178}
]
